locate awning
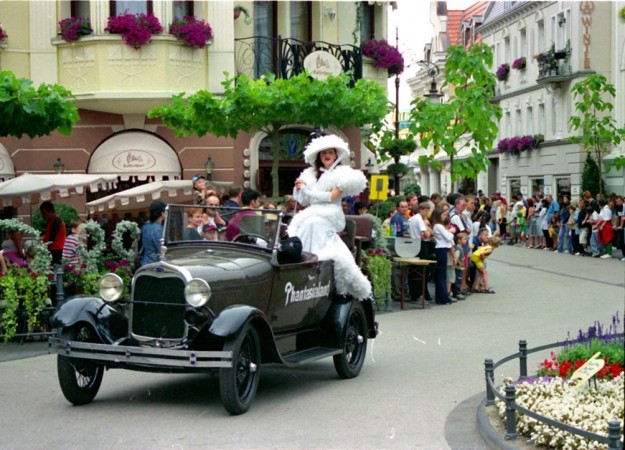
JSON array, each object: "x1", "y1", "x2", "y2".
[
  {"x1": 0, "y1": 143, "x2": 16, "y2": 181},
  {"x1": 86, "y1": 180, "x2": 194, "y2": 214},
  {"x1": 88, "y1": 131, "x2": 181, "y2": 181},
  {"x1": 0, "y1": 173, "x2": 118, "y2": 206}
]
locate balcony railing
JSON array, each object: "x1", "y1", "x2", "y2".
[
  {"x1": 234, "y1": 35, "x2": 362, "y2": 82},
  {"x1": 536, "y1": 46, "x2": 573, "y2": 83}
]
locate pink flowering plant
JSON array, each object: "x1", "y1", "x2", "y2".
[
  {"x1": 59, "y1": 17, "x2": 93, "y2": 43},
  {"x1": 362, "y1": 39, "x2": 405, "y2": 77},
  {"x1": 496, "y1": 63, "x2": 510, "y2": 81},
  {"x1": 169, "y1": 16, "x2": 213, "y2": 48},
  {"x1": 105, "y1": 12, "x2": 163, "y2": 49},
  {"x1": 511, "y1": 56, "x2": 526, "y2": 71},
  {"x1": 497, "y1": 134, "x2": 541, "y2": 156},
  {"x1": 0, "y1": 26, "x2": 7, "y2": 42}
]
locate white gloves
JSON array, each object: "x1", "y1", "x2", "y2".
[{"x1": 301, "y1": 187, "x2": 332, "y2": 203}]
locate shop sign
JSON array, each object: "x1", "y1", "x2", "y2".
[
  {"x1": 112, "y1": 150, "x2": 156, "y2": 171},
  {"x1": 303, "y1": 51, "x2": 342, "y2": 80}
]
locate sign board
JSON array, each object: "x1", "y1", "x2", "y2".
[
  {"x1": 303, "y1": 51, "x2": 342, "y2": 80},
  {"x1": 572, "y1": 186, "x2": 580, "y2": 195},
  {"x1": 571, "y1": 352, "x2": 604, "y2": 386},
  {"x1": 369, "y1": 175, "x2": 389, "y2": 201},
  {"x1": 544, "y1": 186, "x2": 552, "y2": 195}
]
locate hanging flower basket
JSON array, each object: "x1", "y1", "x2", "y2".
[
  {"x1": 511, "y1": 57, "x2": 526, "y2": 71},
  {"x1": 362, "y1": 39, "x2": 405, "y2": 77},
  {"x1": 0, "y1": 25, "x2": 8, "y2": 42},
  {"x1": 59, "y1": 17, "x2": 93, "y2": 43},
  {"x1": 496, "y1": 63, "x2": 510, "y2": 82},
  {"x1": 169, "y1": 16, "x2": 213, "y2": 49},
  {"x1": 497, "y1": 134, "x2": 541, "y2": 156},
  {"x1": 105, "y1": 12, "x2": 163, "y2": 49}
]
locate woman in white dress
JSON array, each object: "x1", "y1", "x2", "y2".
[{"x1": 288, "y1": 135, "x2": 372, "y2": 300}]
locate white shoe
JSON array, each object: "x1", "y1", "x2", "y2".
[
  {"x1": 621, "y1": 257, "x2": 625, "y2": 262},
  {"x1": 564, "y1": 250, "x2": 569, "y2": 254},
  {"x1": 600, "y1": 254, "x2": 612, "y2": 259},
  {"x1": 574, "y1": 252, "x2": 580, "y2": 256}
]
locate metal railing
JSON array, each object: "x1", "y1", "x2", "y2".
[
  {"x1": 234, "y1": 35, "x2": 362, "y2": 82},
  {"x1": 484, "y1": 337, "x2": 624, "y2": 449}
]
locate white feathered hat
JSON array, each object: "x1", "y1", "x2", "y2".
[{"x1": 303, "y1": 135, "x2": 351, "y2": 167}]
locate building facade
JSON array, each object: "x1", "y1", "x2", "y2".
[{"x1": 0, "y1": 0, "x2": 392, "y2": 220}]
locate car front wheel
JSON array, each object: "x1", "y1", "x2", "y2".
[
  {"x1": 219, "y1": 323, "x2": 261, "y2": 415},
  {"x1": 333, "y1": 303, "x2": 367, "y2": 379},
  {"x1": 57, "y1": 326, "x2": 104, "y2": 405}
]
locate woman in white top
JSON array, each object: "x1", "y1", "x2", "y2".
[{"x1": 432, "y1": 206, "x2": 454, "y2": 305}]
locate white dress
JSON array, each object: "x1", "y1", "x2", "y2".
[{"x1": 288, "y1": 165, "x2": 372, "y2": 300}]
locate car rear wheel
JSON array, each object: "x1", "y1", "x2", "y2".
[
  {"x1": 219, "y1": 323, "x2": 261, "y2": 415},
  {"x1": 333, "y1": 303, "x2": 367, "y2": 379},
  {"x1": 57, "y1": 326, "x2": 104, "y2": 405}
]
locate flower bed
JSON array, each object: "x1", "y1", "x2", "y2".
[
  {"x1": 496, "y1": 312, "x2": 624, "y2": 449},
  {"x1": 105, "y1": 12, "x2": 163, "y2": 49}
]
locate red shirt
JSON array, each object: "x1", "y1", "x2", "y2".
[{"x1": 43, "y1": 214, "x2": 66, "y2": 251}]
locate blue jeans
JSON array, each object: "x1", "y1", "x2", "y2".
[
  {"x1": 590, "y1": 231, "x2": 603, "y2": 254},
  {"x1": 557, "y1": 224, "x2": 571, "y2": 252},
  {"x1": 435, "y1": 247, "x2": 450, "y2": 304}
]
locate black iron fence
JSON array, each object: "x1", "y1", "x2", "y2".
[
  {"x1": 484, "y1": 338, "x2": 624, "y2": 449},
  {"x1": 234, "y1": 35, "x2": 362, "y2": 82}
]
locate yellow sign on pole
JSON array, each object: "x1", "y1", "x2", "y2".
[
  {"x1": 571, "y1": 352, "x2": 605, "y2": 387},
  {"x1": 369, "y1": 175, "x2": 389, "y2": 201}
]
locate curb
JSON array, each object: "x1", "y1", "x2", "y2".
[{"x1": 477, "y1": 397, "x2": 535, "y2": 450}]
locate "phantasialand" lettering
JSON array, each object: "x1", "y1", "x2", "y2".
[{"x1": 284, "y1": 281, "x2": 330, "y2": 306}]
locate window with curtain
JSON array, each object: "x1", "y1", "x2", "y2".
[
  {"x1": 71, "y1": 0, "x2": 91, "y2": 19},
  {"x1": 110, "y1": 1, "x2": 152, "y2": 16},
  {"x1": 173, "y1": 1, "x2": 193, "y2": 20},
  {"x1": 289, "y1": 1, "x2": 310, "y2": 42},
  {"x1": 254, "y1": 1, "x2": 276, "y2": 78}
]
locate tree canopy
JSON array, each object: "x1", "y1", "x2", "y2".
[
  {"x1": 409, "y1": 44, "x2": 502, "y2": 190},
  {"x1": 0, "y1": 71, "x2": 79, "y2": 138},
  {"x1": 148, "y1": 72, "x2": 389, "y2": 198}
]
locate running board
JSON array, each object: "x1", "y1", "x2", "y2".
[{"x1": 282, "y1": 346, "x2": 342, "y2": 365}]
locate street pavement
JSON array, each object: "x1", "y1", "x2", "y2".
[{"x1": 0, "y1": 246, "x2": 623, "y2": 449}]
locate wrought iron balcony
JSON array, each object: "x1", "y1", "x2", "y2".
[
  {"x1": 536, "y1": 47, "x2": 573, "y2": 84},
  {"x1": 234, "y1": 35, "x2": 362, "y2": 82}
]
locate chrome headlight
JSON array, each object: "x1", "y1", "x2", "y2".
[
  {"x1": 184, "y1": 279, "x2": 211, "y2": 308},
  {"x1": 99, "y1": 273, "x2": 124, "y2": 303}
]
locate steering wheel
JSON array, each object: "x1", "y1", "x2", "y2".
[{"x1": 232, "y1": 233, "x2": 269, "y2": 246}]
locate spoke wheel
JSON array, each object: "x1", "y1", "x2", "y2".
[
  {"x1": 219, "y1": 324, "x2": 261, "y2": 415},
  {"x1": 333, "y1": 303, "x2": 367, "y2": 379},
  {"x1": 57, "y1": 326, "x2": 104, "y2": 405}
]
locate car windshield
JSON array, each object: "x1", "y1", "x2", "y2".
[{"x1": 164, "y1": 204, "x2": 283, "y2": 250}]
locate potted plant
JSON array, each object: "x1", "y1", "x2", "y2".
[
  {"x1": 234, "y1": 5, "x2": 252, "y2": 25},
  {"x1": 169, "y1": 15, "x2": 213, "y2": 48},
  {"x1": 511, "y1": 56, "x2": 526, "y2": 71},
  {"x1": 364, "y1": 248, "x2": 392, "y2": 311},
  {"x1": 105, "y1": 12, "x2": 163, "y2": 49},
  {"x1": 0, "y1": 25, "x2": 7, "y2": 42},
  {"x1": 362, "y1": 39, "x2": 405, "y2": 77},
  {"x1": 59, "y1": 16, "x2": 93, "y2": 43},
  {"x1": 496, "y1": 63, "x2": 510, "y2": 82}
]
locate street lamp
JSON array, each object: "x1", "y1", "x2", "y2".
[
  {"x1": 418, "y1": 60, "x2": 443, "y2": 103},
  {"x1": 204, "y1": 157, "x2": 214, "y2": 182},
  {"x1": 53, "y1": 157, "x2": 65, "y2": 174}
]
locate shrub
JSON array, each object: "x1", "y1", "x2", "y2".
[{"x1": 31, "y1": 203, "x2": 79, "y2": 234}]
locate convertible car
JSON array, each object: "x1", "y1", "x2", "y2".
[{"x1": 49, "y1": 204, "x2": 377, "y2": 415}]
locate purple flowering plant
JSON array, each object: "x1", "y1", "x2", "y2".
[
  {"x1": 511, "y1": 56, "x2": 526, "y2": 71},
  {"x1": 497, "y1": 134, "x2": 541, "y2": 156},
  {"x1": 495, "y1": 63, "x2": 510, "y2": 81},
  {"x1": 362, "y1": 39, "x2": 405, "y2": 77},
  {"x1": 59, "y1": 17, "x2": 93, "y2": 43},
  {"x1": 0, "y1": 26, "x2": 7, "y2": 42},
  {"x1": 105, "y1": 12, "x2": 163, "y2": 49},
  {"x1": 169, "y1": 16, "x2": 213, "y2": 49}
]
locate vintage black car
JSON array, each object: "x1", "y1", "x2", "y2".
[{"x1": 49, "y1": 204, "x2": 377, "y2": 415}]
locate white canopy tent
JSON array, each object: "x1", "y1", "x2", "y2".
[
  {"x1": 86, "y1": 180, "x2": 194, "y2": 214},
  {"x1": 0, "y1": 173, "x2": 119, "y2": 207}
]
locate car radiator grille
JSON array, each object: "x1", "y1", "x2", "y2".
[{"x1": 132, "y1": 275, "x2": 187, "y2": 340}]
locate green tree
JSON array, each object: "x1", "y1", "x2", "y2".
[
  {"x1": 409, "y1": 44, "x2": 502, "y2": 192},
  {"x1": 0, "y1": 71, "x2": 79, "y2": 138},
  {"x1": 32, "y1": 203, "x2": 79, "y2": 234},
  {"x1": 569, "y1": 74, "x2": 625, "y2": 195},
  {"x1": 148, "y1": 72, "x2": 388, "y2": 199},
  {"x1": 581, "y1": 152, "x2": 604, "y2": 197}
]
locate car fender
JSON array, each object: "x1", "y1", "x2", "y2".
[
  {"x1": 319, "y1": 299, "x2": 355, "y2": 348},
  {"x1": 208, "y1": 305, "x2": 270, "y2": 339},
  {"x1": 52, "y1": 297, "x2": 128, "y2": 344}
]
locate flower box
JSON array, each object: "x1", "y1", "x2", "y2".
[
  {"x1": 511, "y1": 56, "x2": 526, "y2": 71},
  {"x1": 105, "y1": 12, "x2": 163, "y2": 49},
  {"x1": 361, "y1": 39, "x2": 404, "y2": 77},
  {"x1": 59, "y1": 17, "x2": 93, "y2": 43},
  {"x1": 169, "y1": 16, "x2": 213, "y2": 49},
  {"x1": 496, "y1": 63, "x2": 510, "y2": 82}
]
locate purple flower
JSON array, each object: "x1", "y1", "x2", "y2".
[
  {"x1": 59, "y1": 17, "x2": 93, "y2": 43},
  {"x1": 0, "y1": 26, "x2": 7, "y2": 41},
  {"x1": 106, "y1": 13, "x2": 163, "y2": 49},
  {"x1": 496, "y1": 63, "x2": 510, "y2": 81},
  {"x1": 512, "y1": 57, "x2": 526, "y2": 70},
  {"x1": 169, "y1": 16, "x2": 213, "y2": 49},
  {"x1": 497, "y1": 138, "x2": 509, "y2": 154},
  {"x1": 362, "y1": 39, "x2": 405, "y2": 77}
]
